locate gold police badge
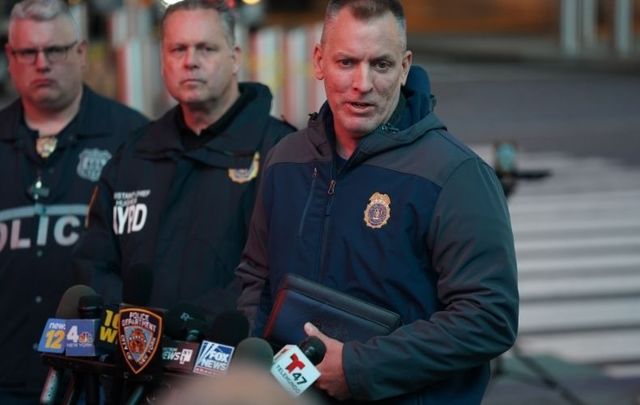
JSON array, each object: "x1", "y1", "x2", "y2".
[
  {"x1": 364, "y1": 192, "x2": 391, "y2": 229},
  {"x1": 228, "y1": 151, "x2": 260, "y2": 184}
]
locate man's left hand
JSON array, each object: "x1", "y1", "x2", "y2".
[{"x1": 304, "y1": 322, "x2": 351, "y2": 400}]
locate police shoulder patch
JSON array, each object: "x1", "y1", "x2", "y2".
[
  {"x1": 364, "y1": 192, "x2": 391, "y2": 229},
  {"x1": 77, "y1": 148, "x2": 112, "y2": 182}
]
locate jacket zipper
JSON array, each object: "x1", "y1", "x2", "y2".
[
  {"x1": 297, "y1": 167, "x2": 318, "y2": 237},
  {"x1": 317, "y1": 166, "x2": 337, "y2": 280}
]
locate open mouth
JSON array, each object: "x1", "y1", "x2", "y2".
[{"x1": 348, "y1": 101, "x2": 374, "y2": 112}]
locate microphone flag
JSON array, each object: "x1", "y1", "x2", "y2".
[
  {"x1": 37, "y1": 318, "x2": 67, "y2": 354},
  {"x1": 192, "y1": 340, "x2": 235, "y2": 376},
  {"x1": 118, "y1": 307, "x2": 163, "y2": 374},
  {"x1": 65, "y1": 319, "x2": 99, "y2": 356},
  {"x1": 270, "y1": 345, "x2": 321, "y2": 396}
]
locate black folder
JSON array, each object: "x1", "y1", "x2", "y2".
[{"x1": 263, "y1": 274, "x2": 402, "y2": 348}]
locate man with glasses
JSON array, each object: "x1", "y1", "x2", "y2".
[{"x1": 0, "y1": 0, "x2": 147, "y2": 401}]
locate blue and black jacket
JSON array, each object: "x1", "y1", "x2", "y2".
[{"x1": 237, "y1": 74, "x2": 519, "y2": 404}]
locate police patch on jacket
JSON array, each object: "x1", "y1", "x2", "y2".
[
  {"x1": 364, "y1": 192, "x2": 391, "y2": 229},
  {"x1": 228, "y1": 151, "x2": 260, "y2": 184},
  {"x1": 77, "y1": 148, "x2": 112, "y2": 182}
]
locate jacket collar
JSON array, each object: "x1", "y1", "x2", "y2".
[
  {"x1": 134, "y1": 82, "x2": 275, "y2": 168},
  {"x1": 0, "y1": 85, "x2": 112, "y2": 142},
  {"x1": 307, "y1": 87, "x2": 447, "y2": 166}
]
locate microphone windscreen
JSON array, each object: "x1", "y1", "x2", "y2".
[
  {"x1": 164, "y1": 303, "x2": 207, "y2": 340},
  {"x1": 55, "y1": 285, "x2": 97, "y2": 319},
  {"x1": 299, "y1": 336, "x2": 326, "y2": 365},
  {"x1": 232, "y1": 337, "x2": 274, "y2": 369},
  {"x1": 122, "y1": 263, "x2": 154, "y2": 306},
  {"x1": 207, "y1": 310, "x2": 249, "y2": 346},
  {"x1": 78, "y1": 294, "x2": 103, "y2": 319}
]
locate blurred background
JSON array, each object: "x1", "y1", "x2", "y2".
[{"x1": 2, "y1": 0, "x2": 639, "y2": 403}]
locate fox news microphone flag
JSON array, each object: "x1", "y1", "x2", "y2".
[{"x1": 192, "y1": 310, "x2": 250, "y2": 376}]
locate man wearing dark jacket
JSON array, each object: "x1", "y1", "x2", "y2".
[
  {"x1": 73, "y1": 0, "x2": 294, "y2": 315},
  {"x1": 0, "y1": 0, "x2": 148, "y2": 401},
  {"x1": 236, "y1": 0, "x2": 518, "y2": 404}
]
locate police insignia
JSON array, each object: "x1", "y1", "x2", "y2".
[
  {"x1": 228, "y1": 151, "x2": 260, "y2": 184},
  {"x1": 77, "y1": 148, "x2": 112, "y2": 182},
  {"x1": 364, "y1": 192, "x2": 391, "y2": 229},
  {"x1": 118, "y1": 308, "x2": 163, "y2": 375}
]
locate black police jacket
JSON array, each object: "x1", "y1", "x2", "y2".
[
  {"x1": 0, "y1": 86, "x2": 148, "y2": 395},
  {"x1": 72, "y1": 82, "x2": 295, "y2": 318}
]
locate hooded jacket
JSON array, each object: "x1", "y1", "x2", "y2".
[
  {"x1": 236, "y1": 79, "x2": 518, "y2": 404},
  {"x1": 73, "y1": 82, "x2": 295, "y2": 314}
]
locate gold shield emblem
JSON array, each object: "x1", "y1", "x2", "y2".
[
  {"x1": 364, "y1": 192, "x2": 391, "y2": 229},
  {"x1": 228, "y1": 151, "x2": 260, "y2": 184}
]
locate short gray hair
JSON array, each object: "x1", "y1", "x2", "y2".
[
  {"x1": 161, "y1": 0, "x2": 236, "y2": 47},
  {"x1": 322, "y1": 0, "x2": 407, "y2": 49},
  {"x1": 9, "y1": 0, "x2": 80, "y2": 41}
]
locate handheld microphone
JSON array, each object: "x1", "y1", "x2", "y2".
[
  {"x1": 270, "y1": 336, "x2": 326, "y2": 397},
  {"x1": 192, "y1": 311, "x2": 250, "y2": 376},
  {"x1": 39, "y1": 285, "x2": 98, "y2": 405}
]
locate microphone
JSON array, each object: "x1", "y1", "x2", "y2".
[
  {"x1": 39, "y1": 285, "x2": 98, "y2": 405},
  {"x1": 162, "y1": 303, "x2": 208, "y2": 374},
  {"x1": 231, "y1": 337, "x2": 274, "y2": 370},
  {"x1": 65, "y1": 294, "x2": 103, "y2": 357},
  {"x1": 164, "y1": 302, "x2": 207, "y2": 342},
  {"x1": 270, "y1": 336, "x2": 326, "y2": 397},
  {"x1": 122, "y1": 263, "x2": 154, "y2": 306},
  {"x1": 192, "y1": 311, "x2": 250, "y2": 376}
]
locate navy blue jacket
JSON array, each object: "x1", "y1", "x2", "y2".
[
  {"x1": 0, "y1": 86, "x2": 147, "y2": 395},
  {"x1": 237, "y1": 81, "x2": 518, "y2": 404},
  {"x1": 73, "y1": 83, "x2": 295, "y2": 316}
]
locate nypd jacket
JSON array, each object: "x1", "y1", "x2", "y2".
[
  {"x1": 236, "y1": 84, "x2": 519, "y2": 404},
  {"x1": 0, "y1": 86, "x2": 147, "y2": 395},
  {"x1": 73, "y1": 82, "x2": 295, "y2": 316}
]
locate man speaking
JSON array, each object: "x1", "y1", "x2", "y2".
[{"x1": 236, "y1": 1, "x2": 519, "y2": 403}]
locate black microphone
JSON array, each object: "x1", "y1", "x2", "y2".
[
  {"x1": 77, "y1": 294, "x2": 104, "y2": 405},
  {"x1": 164, "y1": 303, "x2": 207, "y2": 342},
  {"x1": 206, "y1": 310, "x2": 250, "y2": 347},
  {"x1": 162, "y1": 303, "x2": 208, "y2": 375},
  {"x1": 40, "y1": 285, "x2": 97, "y2": 405},
  {"x1": 299, "y1": 336, "x2": 326, "y2": 366},
  {"x1": 191, "y1": 311, "x2": 250, "y2": 376},
  {"x1": 231, "y1": 337, "x2": 274, "y2": 370},
  {"x1": 122, "y1": 263, "x2": 154, "y2": 306}
]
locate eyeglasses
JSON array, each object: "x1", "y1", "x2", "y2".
[{"x1": 9, "y1": 41, "x2": 78, "y2": 65}]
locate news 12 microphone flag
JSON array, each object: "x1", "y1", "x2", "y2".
[{"x1": 38, "y1": 319, "x2": 67, "y2": 354}]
